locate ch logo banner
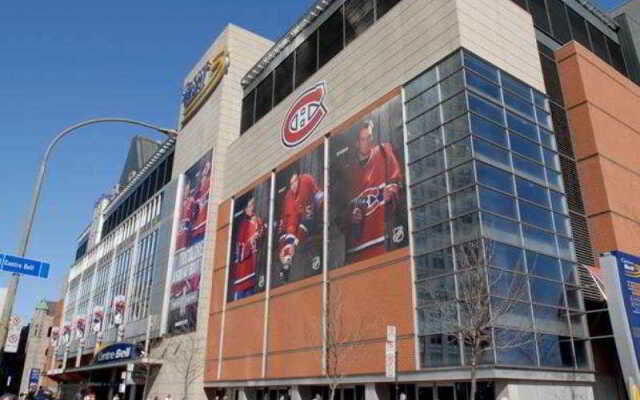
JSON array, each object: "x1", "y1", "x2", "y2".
[{"x1": 282, "y1": 82, "x2": 328, "y2": 148}]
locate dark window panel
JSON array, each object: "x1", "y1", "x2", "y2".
[
  {"x1": 295, "y1": 31, "x2": 318, "y2": 88},
  {"x1": 550, "y1": 103, "x2": 573, "y2": 158},
  {"x1": 240, "y1": 90, "x2": 255, "y2": 134},
  {"x1": 345, "y1": 0, "x2": 374, "y2": 45},
  {"x1": 607, "y1": 37, "x2": 628, "y2": 75},
  {"x1": 254, "y1": 72, "x2": 274, "y2": 122},
  {"x1": 528, "y1": 0, "x2": 551, "y2": 33},
  {"x1": 377, "y1": 0, "x2": 400, "y2": 19},
  {"x1": 319, "y1": 9, "x2": 344, "y2": 69},
  {"x1": 157, "y1": 159, "x2": 167, "y2": 189},
  {"x1": 274, "y1": 54, "x2": 294, "y2": 105},
  {"x1": 511, "y1": 0, "x2": 528, "y2": 11},
  {"x1": 539, "y1": 51, "x2": 564, "y2": 106},
  {"x1": 587, "y1": 22, "x2": 609, "y2": 62},
  {"x1": 547, "y1": 0, "x2": 571, "y2": 44},
  {"x1": 567, "y1": 7, "x2": 590, "y2": 50},
  {"x1": 165, "y1": 152, "x2": 174, "y2": 184}
]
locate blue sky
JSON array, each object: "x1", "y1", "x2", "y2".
[{"x1": 0, "y1": 0, "x2": 630, "y2": 323}]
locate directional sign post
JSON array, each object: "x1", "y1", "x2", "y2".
[{"x1": 0, "y1": 254, "x2": 49, "y2": 279}]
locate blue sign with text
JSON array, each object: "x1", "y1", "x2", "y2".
[
  {"x1": 0, "y1": 254, "x2": 49, "y2": 278},
  {"x1": 94, "y1": 343, "x2": 142, "y2": 365},
  {"x1": 612, "y1": 250, "x2": 640, "y2": 369},
  {"x1": 29, "y1": 368, "x2": 40, "y2": 385}
]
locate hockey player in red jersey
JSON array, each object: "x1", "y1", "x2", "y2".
[
  {"x1": 192, "y1": 160, "x2": 211, "y2": 239},
  {"x1": 176, "y1": 180, "x2": 197, "y2": 250},
  {"x1": 347, "y1": 120, "x2": 403, "y2": 262},
  {"x1": 231, "y1": 197, "x2": 266, "y2": 300},
  {"x1": 277, "y1": 171, "x2": 324, "y2": 280}
]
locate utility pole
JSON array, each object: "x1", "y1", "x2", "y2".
[{"x1": 0, "y1": 118, "x2": 177, "y2": 366}]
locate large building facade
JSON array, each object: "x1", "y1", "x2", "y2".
[{"x1": 50, "y1": 1, "x2": 640, "y2": 400}]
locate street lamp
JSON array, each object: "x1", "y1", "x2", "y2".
[{"x1": 0, "y1": 118, "x2": 178, "y2": 359}]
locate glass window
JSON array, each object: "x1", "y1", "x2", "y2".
[
  {"x1": 574, "y1": 339, "x2": 590, "y2": 369},
  {"x1": 414, "y1": 222, "x2": 451, "y2": 254},
  {"x1": 451, "y1": 186, "x2": 477, "y2": 217},
  {"x1": 516, "y1": 177, "x2": 549, "y2": 208},
  {"x1": 413, "y1": 197, "x2": 449, "y2": 231},
  {"x1": 533, "y1": 91, "x2": 549, "y2": 111},
  {"x1": 507, "y1": 112, "x2": 538, "y2": 141},
  {"x1": 407, "y1": 107, "x2": 441, "y2": 140},
  {"x1": 468, "y1": 93, "x2": 503, "y2": 124},
  {"x1": 529, "y1": 0, "x2": 551, "y2": 33},
  {"x1": 540, "y1": 129, "x2": 557, "y2": 151},
  {"x1": 482, "y1": 213, "x2": 521, "y2": 246},
  {"x1": 415, "y1": 248, "x2": 454, "y2": 280},
  {"x1": 513, "y1": 155, "x2": 545, "y2": 183},
  {"x1": 492, "y1": 298, "x2": 533, "y2": 330},
  {"x1": 438, "y1": 51, "x2": 463, "y2": 79},
  {"x1": 377, "y1": 0, "x2": 400, "y2": 19},
  {"x1": 476, "y1": 162, "x2": 513, "y2": 194},
  {"x1": 520, "y1": 201, "x2": 554, "y2": 231},
  {"x1": 479, "y1": 187, "x2": 516, "y2": 219},
  {"x1": 295, "y1": 31, "x2": 318, "y2": 88},
  {"x1": 489, "y1": 269, "x2": 529, "y2": 300},
  {"x1": 530, "y1": 277, "x2": 565, "y2": 307},
  {"x1": 474, "y1": 137, "x2": 510, "y2": 170},
  {"x1": 571, "y1": 314, "x2": 588, "y2": 338},
  {"x1": 539, "y1": 52, "x2": 564, "y2": 107},
  {"x1": 319, "y1": 9, "x2": 344, "y2": 69},
  {"x1": 470, "y1": 113, "x2": 507, "y2": 146},
  {"x1": 406, "y1": 85, "x2": 439, "y2": 120},
  {"x1": 550, "y1": 191, "x2": 568, "y2": 214},
  {"x1": 418, "y1": 275, "x2": 456, "y2": 304},
  {"x1": 410, "y1": 151, "x2": 445, "y2": 183},
  {"x1": 453, "y1": 212, "x2": 480, "y2": 243},
  {"x1": 466, "y1": 69, "x2": 500, "y2": 100},
  {"x1": 554, "y1": 213, "x2": 571, "y2": 237},
  {"x1": 440, "y1": 70, "x2": 465, "y2": 100},
  {"x1": 547, "y1": 169, "x2": 564, "y2": 191},
  {"x1": 444, "y1": 114, "x2": 470, "y2": 144},
  {"x1": 565, "y1": 285, "x2": 583, "y2": 310},
  {"x1": 567, "y1": 7, "x2": 590, "y2": 49},
  {"x1": 488, "y1": 241, "x2": 525, "y2": 271},
  {"x1": 273, "y1": 54, "x2": 294, "y2": 105},
  {"x1": 526, "y1": 250, "x2": 561, "y2": 281},
  {"x1": 523, "y1": 225, "x2": 556, "y2": 255},
  {"x1": 536, "y1": 108, "x2": 552, "y2": 130},
  {"x1": 442, "y1": 92, "x2": 467, "y2": 122},
  {"x1": 547, "y1": 0, "x2": 571, "y2": 44},
  {"x1": 557, "y1": 237, "x2": 575, "y2": 261},
  {"x1": 411, "y1": 174, "x2": 447, "y2": 206},
  {"x1": 254, "y1": 73, "x2": 273, "y2": 122},
  {"x1": 504, "y1": 91, "x2": 535, "y2": 120},
  {"x1": 534, "y1": 305, "x2": 570, "y2": 335},
  {"x1": 446, "y1": 137, "x2": 472, "y2": 167},
  {"x1": 510, "y1": 134, "x2": 542, "y2": 162},
  {"x1": 561, "y1": 261, "x2": 578, "y2": 284},
  {"x1": 345, "y1": 0, "x2": 374, "y2": 45},
  {"x1": 406, "y1": 68, "x2": 437, "y2": 100},
  {"x1": 543, "y1": 148, "x2": 560, "y2": 170},
  {"x1": 607, "y1": 37, "x2": 628, "y2": 75},
  {"x1": 588, "y1": 22, "x2": 609, "y2": 62},
  {"x1": 408, "y1": 128, "x2": 443, "y2": 162},
  {"x1": 463, "y1": 52, "x2": 498, "y2": 83},
  {"x1": 448, "y1": 162, "x2": 474, "y2": 191},
  {"x1": 420, "y1": 334, "x2": 461, "y2": 367},
  {"x1": 501, "y1": 73, "x2": 531, "y2": 100},
  {"x1": 495, "y1": 329, "x2": 536, "y2": 366},
  {"x1": 538, "y1": 334, "x2": 574, "y2": 368},
  {"x1": 240, "y1": 90, "x2": 255, "y2": 134}
]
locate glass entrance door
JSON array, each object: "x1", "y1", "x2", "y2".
[
  {"x1": 436, "y1": 385, "x2": 455, "y2": 400},
  {"x1": 417, "y1": 386, "x2": 434, "y2": 400}
]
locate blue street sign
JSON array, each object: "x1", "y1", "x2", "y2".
[{"x1": 0, "y1": 254, "x2": 49, "y2": 278}]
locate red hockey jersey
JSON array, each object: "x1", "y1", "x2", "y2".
[
  {"x1": 278, "y1": 174, "x2": 322, "y2": 252},
  {"x1": 176, "y1": 195, "x2": 196, "y2": 250},
  {"x1": 348, "y1": 143, "x2": 403, "y2": 261},
  {"x1": 192, "y1": 171, "x2": 210, "y2": 238},
  {"x1": 232, "y1": 214, "x2": 265, "y2": 292}
]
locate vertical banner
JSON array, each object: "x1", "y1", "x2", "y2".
[
  {"x1": 28, "y1": 368, "x2": 40, "y2": 391},
  {"x1": 4, "y1": 315, "x2": 23, "y2": 353},
  {"x1": 112, "y1": 295, "x2": 126, "y2": 325},
  {"x1": 62, "y1": 325, "x2": 71, "y2": 345},
  {"x1": 50, "y1": 326, "x2": 60, "y2": 347},
  {"x1": 271, "y1": 144, "x2": 325, "y2": 288},
  {"x1": 329, "y1": 95, "x2": 408, "y2": 269},
  {"x1": 228, "y1": 178, "x2": 271, "y2": 302},
  {"x1": 92, "y1": 305, "x2": 104, "y2": 335},
  {"x1": 168, "y1": 151, "x2": 213, "y2": 333},
  {"x1": 74, "y1": 316, "x2": 86, "y2": 342}
]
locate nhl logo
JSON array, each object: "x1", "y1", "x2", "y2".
[{"x1": 281, "y1": 81, "x2": 328, "y2": 148}]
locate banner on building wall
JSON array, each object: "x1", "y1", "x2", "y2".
[
  {"x1": 228, "y1": 179, "x2": 271, "y2": 302},
  {"x1": 74, "y1": 316, "x2": 86, "y2": 341},
  {"x1": 168, "y1": 150, "x2": 213, "y2": 334},
  {"x1": 113, "y1": 295, "x2": 126, "y2": 325},
  {"x1": 92, "y1": 305, "x2": 104, "y2": 334},
  {"x1": 328, "y1": 94, "x2": 408, "y2": 269},
  {"x1": 62, "y1": 325, "x2": 71, "y2": 345},
  {"x1": 50, "y1": 326, "x2": 60, "y2": 347},
  {"x1": 281, "y1": 81, "x2": 328, "y2": 148},
  {"x1": 4, "y1": 315, "x2": 23, "y2": 353},
  {"x1": 271, "y1": 144, "x2": 324, "y2": 288}
]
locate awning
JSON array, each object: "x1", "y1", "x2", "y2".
[{"x1": 46, "y1": 358, "x2": 163, "y2": 382}]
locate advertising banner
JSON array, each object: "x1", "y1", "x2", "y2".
[
  {"x1": 271, "y1": 144, "x2": 324, "y2": 288},
  {"x1": 29, "y1": 368, "x2": 40, "y2": 390},
  {"x1": 75, "y1": 316, "x2": 86, "y2": 341},
  {"x1": 328, "y1": 95, "x2": 408, "y2": 269},
  {"x1": 92, "y1": 305, "x2": 104, "y2": 334},
  {"x1": 50, "y1": 326, "x2": 60, "y2": 347},
  {"x1": 4, "y1": 315, "x2": 22, "y2": 353},
  {"x1": 228, "y1": 178, "x2": 271, "y2": 301},
  {"x1": 113, "y1": 295, "x2": 126, "y2": 325},
  {"x1": 168, "y1": 151, "x2": 212, "y2": 333},
  {"x1": 62, "y1": 325, "x2": 71, "y2": 345}
]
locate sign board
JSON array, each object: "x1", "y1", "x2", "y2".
[
  {"x1": 94, "y1": 343, "x2": 141, "y2": 365},
  {"x1": 387, "y1": 325, "x2": 397, "y2": 342},
  {"x1": 4, "y1": 315, "x2": 23, "y2": 353},
  {"x1": 281, "y1": 81, "x2": 328, "y2": 148},
  {"x1": 182, "y1": 50, "x2": 229, "y2": 124},
  {"x1": 29, "y1": 368, "x2": 40, "y2": 386},
  {"x1": 385, "y1": 325, "x2": 397, "y2": 379},
  {"x1": 0, "y1": 254, "x2": 49, "y2": 278},
  {"x1": 601, "y1": 251, "x2": 640, "y2": 390}
]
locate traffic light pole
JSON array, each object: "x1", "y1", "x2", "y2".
[{"x1": 0, "y1": 118, "x2": 177, "y2": 365}]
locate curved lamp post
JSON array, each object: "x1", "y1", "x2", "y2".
[{"x1": 0, "y1": 118, "x2": 178, "y2": 357}]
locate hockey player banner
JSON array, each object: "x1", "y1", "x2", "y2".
[
  {"x1": 50, "y1": 326, "x2": 60, "y2": 347},
  {"x1": 74, "y1": 316, "x2": 86, "y2": 341},
  {"x1": 62, "y1": 324, "x2": 72, "y2": 345},
  {"x1": 168, "y1": 151, "x2": 212, "y2": 334},
  {"x1": 112, "y1": 295, "x2": 126, "y2": 325},
  {"x1": 271, "y1": 144, "x2": 324, "y2": 288},
  {"x1": 328, "y1": 95, "x2": 408, "y2": 269},
  {"x1": 92, "y1": 305, "x2": 104, "y2": 334},
  {"x1": 228, "y1": 179, "x2": 271, "y2": 302}
]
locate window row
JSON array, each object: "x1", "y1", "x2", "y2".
[{"x1": 241, "y1": 0, "x2": 404, "y2": 134}]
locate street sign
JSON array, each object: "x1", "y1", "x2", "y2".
[
  {"x1": 29, "y1": 368, "x2": 40, "y2": 386},
  {"x1": 387, "y1": 325, "x2": 396, "y2": 342},
  {"x1": 0, "y1": 254, "x2": 49, "y2": 278},
  {"x1": 385, "y1": 325, "x2": 397, "y2": 379},
  {"x1": 4, "y1": 316, "x2": 23, "y2": 353}
]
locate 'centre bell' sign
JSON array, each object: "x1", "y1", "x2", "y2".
[{"x1": 94, "y1": 343, "x2": 141, "y2": 364}]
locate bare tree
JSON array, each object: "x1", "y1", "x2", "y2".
[
  {"x1": 164, "y1": 330, "x2": 204, "y2": 400},
  {"x1": 429, "y1": 239, "x2": 531, "y2": 400}
]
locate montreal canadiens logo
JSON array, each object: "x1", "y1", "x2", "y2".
[{"x1": 282, "y1": 81, "x2": 328, "y2": 148}]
